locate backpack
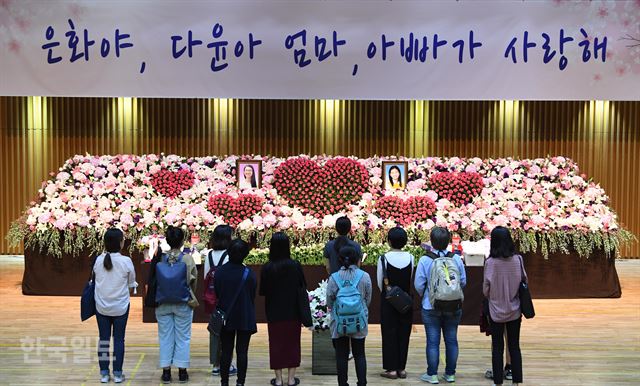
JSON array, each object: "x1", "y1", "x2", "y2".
[
  {"x1": 155, "y1": 252, "x2": 190, "y2": 304},
  {"x1": 331, "y1": 269, "x2": 367, "y2": 336},
  {"x1": 203, "y1": 250, "x2": 228, "y2": 314},
  {"x1": 427, "y1": 251, "x2": 464, "y2": 312}
]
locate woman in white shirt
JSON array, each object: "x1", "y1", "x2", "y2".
[
  {"x1": 202, "y1": 224, "x2": 237, "y2": 376},
  {"x1": 376, "y1": 227, "x2": 414, "y2": 380},
  {"x1": 94, "y1": 228, "x2": 137, "y2": 384}
]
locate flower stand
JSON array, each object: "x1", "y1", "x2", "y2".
[{"x1": 312, "y1": 329, "x2": 337, "y2": 375}]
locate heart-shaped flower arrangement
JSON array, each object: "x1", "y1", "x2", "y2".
[
  {"x1": 207, "y1": 193, "x2": 264, "y2": 226},
  {"x1": 375, "y1": 195, "x2": 436, "y2": 225},
  {"x1": 273, "y1": 157, "x2": 369, "y2": 217},
  {"x1": 150, "y1": 169, "x2": 195, "y2": 198},
  {"x1": 429, "y1": 172, "x2": 484, "y2": 206}
]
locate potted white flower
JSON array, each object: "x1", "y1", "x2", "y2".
[{"x1": 308, "y1": 279, "x2": 336, "y2": 375}]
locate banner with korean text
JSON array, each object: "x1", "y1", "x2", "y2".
[{"x1": 1, "y1": 0, "x2": 638, "y2": 99}]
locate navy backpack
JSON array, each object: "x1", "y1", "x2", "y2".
[{"x1": 155, "y1": 252, "x2": 190, "y2": 304}]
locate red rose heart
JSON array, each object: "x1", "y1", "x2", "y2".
[
  {"x1": 375, "y1": 196, "x2": 436, "y2": 226},
  {"x1": 274, "y1": 157, "x2": 369, "y2": 217},
  {"x1": 150, "y1": 169, "x2": 195, "y2": 198},
  {"x1": 429, "y1": 172, "x2": 484, "y2": 206},
  {"x1": 208, "y1": 193, "x2": 264, "y2": 226}
]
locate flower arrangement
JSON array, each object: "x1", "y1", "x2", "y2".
[
  {"x1": 375, "y1": 196, "x2": 436, "y2": 226},
  {"x1": 150, "y1": 168, "x2": 195, "y2": 198},
  {"x1": 273, "y1": 156, "x2": 368, "y2": 217},
  {"x1": 430, "y1": 172, "x2": 484, "y2": 206},
  {"x1": 7, "y1": 153, "x2": 635, "y2": 259},
  {"x1": 307, "y1": 279, "x2": 331, "y2": 331},
  {"x1": 207, "y1": 193, "x2": 264, "y2": 227},
  {"x1": 244, "y1": 243, "x2": 425, "y2": 266}
]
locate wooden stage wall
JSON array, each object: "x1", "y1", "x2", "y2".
[{"x1": 1, "y1": 98, "x2": 638, "y2": 257}]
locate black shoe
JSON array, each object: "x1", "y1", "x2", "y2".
[
  {"x1": 178, "y1": 368, "x2": 189, "y2": 383},
  {"x1": 161, "y1": 368, "x2": 171, "y2": 384}
]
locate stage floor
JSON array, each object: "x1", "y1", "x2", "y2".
[{"x1": 1, "y1": 256, "x2": 639, "y2": 385}]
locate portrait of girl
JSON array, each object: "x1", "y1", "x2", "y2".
[
  {"x1": 237, "y1": 161, "x2": 262, "y2": 189},
  {"x1": 382, "y1": 161, "x2": 407, "y2": 190}
]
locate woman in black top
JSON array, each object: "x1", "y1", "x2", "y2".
[
  {"x1": 376, "y1": 227, "x2": 414, "y2": 379},
  {"x1": 260, "y1": 232, "x2": 308, "y2": 386},
  {"x1": 213, "y1": 239, "x2": 257, "y2": 386}
]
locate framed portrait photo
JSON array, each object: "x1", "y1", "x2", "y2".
[
  {"x1": 381, "y1": 161, "x2": 408, "y2": 191},
  {"x1": 236, "y1": 160, "x2": 262, "y2": 190}
]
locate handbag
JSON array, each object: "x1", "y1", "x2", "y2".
[
  {"x1": 479, "y1": 297, "x2": 491, "y2": 336},
  {"x1": 80, "y1": 256, "x2": 98, "y2": 321},
  {"x1": 381, "y1": 255, "x2": 413, "y2": 314},
  {"x1": 296, "y1": 264, "x2": 313, "y2": 327},
  {"x1": 144, "y1": 257, "x2": 159, "y2": 308},
  {"x1": 517, "y1": 255, "x2": 535, "y2": 319},
  {"x1": 208, "y1": 267, "x2": 249, "y2": 336}
]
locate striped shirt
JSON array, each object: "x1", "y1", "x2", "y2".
[{"x1": 483, "y1": 255, "x2": 528, "y2": 323}]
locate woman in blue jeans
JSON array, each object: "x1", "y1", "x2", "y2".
[
  {"x1": 414, "y1": 227, "x2": 466, "y2": 384},
  {"x1": 145, "y1": 226, "x2": 198, "y2": 384},
  {"x1": 94, "y1": 228, "x2": 137, "y2": 383}
]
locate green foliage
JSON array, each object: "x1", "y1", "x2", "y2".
[{"x1": 7, "y1": 215, "x2": 637, "y2": 261}]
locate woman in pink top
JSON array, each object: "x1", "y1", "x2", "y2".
[{"x1": 483, "y1": 226, "x2": 527, "y2": 386}]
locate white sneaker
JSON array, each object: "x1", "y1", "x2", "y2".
[
  {"x1": 100, "y1": 374, "x2": 110, "y2": 383},
  {"x1": 420, "y1": 373, "x2": 439, "y2": 384},
  {"x1": 443, "y1": 374, "x2": 455, "y2": 383},
  {"x1": 113, "y1": 374, "x2": 125, "y2": 383}
]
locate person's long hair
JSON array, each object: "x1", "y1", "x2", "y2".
[
  {"x1": 103, "y1": 228, "x2": 124, "y2": 271},
  {"x1": 268, "y1": 232, "x2": 291, "y2": 273},
  {"x1": 388, "y1": 165, "x2": 402, "y2": 186},
  {"x1": 333, "y1": 216, "x2": 352, "y2": 255},
  {"x1": 209, "y1": 224, "x2": 233, "y2": 251},
  {"x1": 489, "y1": 226, "x2": 516, "y2": 258},
  {"x1": 244, "y1": 165, "x2": 257, "y2": 188}
]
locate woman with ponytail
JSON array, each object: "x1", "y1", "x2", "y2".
[
  {"x1": 324, "y1": 216, "x2": 362, "y2": 275},
  {"x1": 93, "y1": 228, "x2": 137, "y2": 384},
  {"x1": 326, "y1": 246, "x2": 372, "y2": 386}
]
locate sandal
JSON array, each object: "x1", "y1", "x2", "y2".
[
  {"x1": 380, "y1": 371, "x2": 398, "y2": 379},
  {"x1": 272, "y1": 377, "x2": 299, "y2": 386}
]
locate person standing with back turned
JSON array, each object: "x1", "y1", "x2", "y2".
[
  {"x1": 483, "y1": 226, "x2": 526, "y2": 386},
  {"x1": 326, "y1": 246, "x2": 372, "y2": 386},
  {"x1": 414, "y1": 227, "x2": 466, "y2": 384},
  {"x1": 324, "y1": 216, "x2": 362, "y2": 274}
]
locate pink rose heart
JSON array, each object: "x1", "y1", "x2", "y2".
[{"x1": 429, "y1": 172, "x2": 484, "y2": 206}]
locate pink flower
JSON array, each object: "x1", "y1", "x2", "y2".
[{"x1": 54, "y1": 218, "x2": 68, "y2": 230}]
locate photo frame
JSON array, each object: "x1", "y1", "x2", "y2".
[
  {"x1": 381, "y1": 161, "x2": 408, "y2": 191},
  {"x1": 236, "y1": 160, "x2": 262, "y2": 190}
]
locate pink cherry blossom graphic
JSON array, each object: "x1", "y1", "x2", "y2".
[
  {"x1": 8, "y1": 39, "x2": 20, "y2": 53},
  {"x1": 597, "y1": 6, "x2": 609, "y2": 18},
  {"x1": 14, "y1": 15, "x2": 29, "y2": 31},
  {"x1": 68, "y1": 3, "x2": 84, "y2": 18}
]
